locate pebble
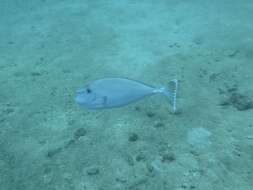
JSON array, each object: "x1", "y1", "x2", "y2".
[
  {"x1": 74, "y1": 128, "x2": 87, "y2": 140},
  {"x1": 128, "y1": 133, "x2": 139, "y2": 142},
  {"x1": 86, "y1": 167, "x2": 99, "y2": 176},
  {"x1": 47, "y1": 147, "x2": 62, "y2": 158},
  {"x1": 146, "y1": 111, "x2": 155, "y2": 118},
  {"x1": 161, "y1": 152, "x2": 176, "y2": 163}
]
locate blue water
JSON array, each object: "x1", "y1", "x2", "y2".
[{"x1": 0, "y1": 1, "x2": 253, "y2": 189}]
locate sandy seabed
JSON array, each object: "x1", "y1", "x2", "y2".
[{"x1": 0, "y1": 0, "x2": 253, "y2": 189}]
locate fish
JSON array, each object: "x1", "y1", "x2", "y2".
[{"x1": 75, "y1": 77, "x2": 178, "y2": 112}]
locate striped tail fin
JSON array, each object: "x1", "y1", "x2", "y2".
[
  {"x1": 156, "y1": 79, "x2": 178, "y2": 113},
  {"x1": 169, "y1": 79, "x2": 178, "y2": 113}
]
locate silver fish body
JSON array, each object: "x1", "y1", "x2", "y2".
[{"x1": 75, "y1": 78, "x2": 177, "y2": 112}]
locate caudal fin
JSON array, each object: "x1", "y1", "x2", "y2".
[
  {"x1": 154, "y1": 79, "x2": 178, "y2": 113},
  {"x1": 168, "y1": 79, "x2": 178, "y2": 113},
  {"x1": 158, "y1": 79, "x2": 177, "y2": 113}
]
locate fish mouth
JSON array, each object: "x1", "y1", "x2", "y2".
[{"x1": 75, "y1": 94, "x2": 85, "y2": 105}]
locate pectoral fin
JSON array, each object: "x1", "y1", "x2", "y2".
[{"x1": 93, "y1": 96, "x2": 107, "y2": 108}]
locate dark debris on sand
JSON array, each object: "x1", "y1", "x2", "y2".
[{"x1": 219, "y1": 86, "x2": 253, "y2": 111}]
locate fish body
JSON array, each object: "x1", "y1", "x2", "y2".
[{"x1": 75, "y1": 78, "x2": 177, "y2": 112}]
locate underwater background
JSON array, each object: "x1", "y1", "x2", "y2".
[{"x1": 0, "y1": 0, "x2": 253, "y2": 189}]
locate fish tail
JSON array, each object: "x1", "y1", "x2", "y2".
[{"x1": 158, "y1": 79, "x2": 178, "y2": 113}]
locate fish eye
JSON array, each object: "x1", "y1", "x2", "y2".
[{"x1": 86, "y1": 88, "x2": 92, "y2": 93}]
